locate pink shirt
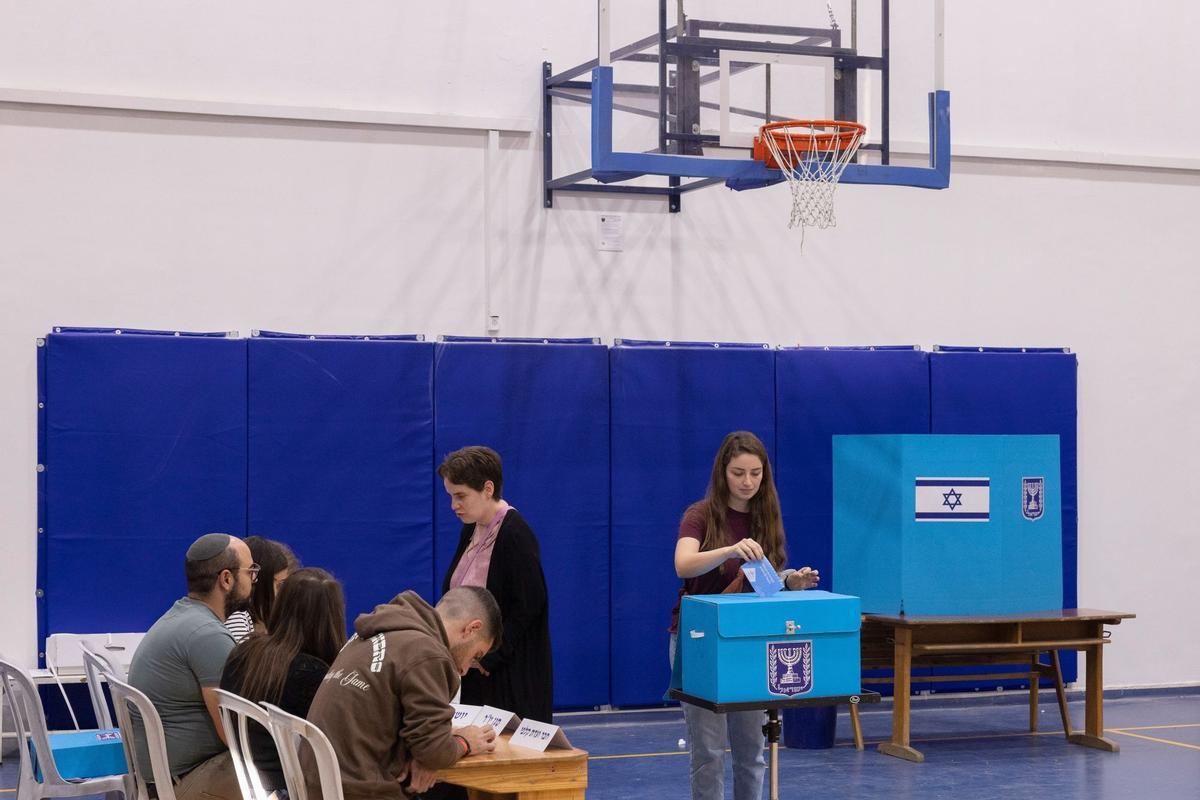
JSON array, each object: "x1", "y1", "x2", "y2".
[{"x1": 449, "y1": 502, "x2": 512, "y2": 589}]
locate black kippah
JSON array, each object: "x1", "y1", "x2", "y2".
[{"x1": 186, "y1": 533, "x2": 232, "y2": 562}]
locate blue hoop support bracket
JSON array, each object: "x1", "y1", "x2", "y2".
[{"x1": 590, "y1": 67, "x2": 950, "y2": 191}]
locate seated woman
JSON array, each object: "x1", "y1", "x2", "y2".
[
  {"x1": 220, "y1": 567, "x2": 345, "y2": 794},
  {"x1": 224, "y1": 536, "x2": 299, "y2": 642}
]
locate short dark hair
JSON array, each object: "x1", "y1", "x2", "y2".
[
  {"x1": 437, "y1": 446, "x2": 504, "y2": 500},
  {"x1": 185, "y1": 538, "x2": 241, "y2": 595},
  {"x1": 437, "y1": 586, "x2": 503, "y2": 652}
]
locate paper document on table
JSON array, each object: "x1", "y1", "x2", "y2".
[
  {"x1": 510, "y1": 718, "x2": 573, "y2": 751},
  {"x1": 476, "y1": 705, "x2": 521, "y2": 733},
  {"x1": 450, "y1": 703, "x2": 482, "y2": 728}
]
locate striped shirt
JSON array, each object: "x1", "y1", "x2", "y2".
[{"x1": 223, "y1": 610, "x2": 253, "y2": 643}]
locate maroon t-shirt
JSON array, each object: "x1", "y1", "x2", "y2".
[{"x1": 669, "y1": 501, "x2": 752, "y2": 632}]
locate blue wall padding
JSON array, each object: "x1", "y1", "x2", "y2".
[
  {"x1": 930, "y1": 347, "x2": 1079, "y2": 683},
  {"x1": 36, "y1": 336, "x2": 48, "y2": 656},
  {"x1": 40, "y1": 331, "x2": 247, "y2": 643},
  {"x1": 37, "y1": 331, "x2": 1083, "y2": 706},
  {"x1": 775, "y1": 348, "x2": 930, "y2": 589},
  {"x1": 432, "y1": 340, "x2": 611, "y2": 710},
  {"x1": 247, "y1": 335, "x2": 435, "y2": 624},
  {"x1": 609, "y1": 342, "x2": 776, "y2": 707}
]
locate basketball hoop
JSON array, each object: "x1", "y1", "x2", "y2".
[{"x1": 752, "y1": 120, "x2": 866, "y2": 236}]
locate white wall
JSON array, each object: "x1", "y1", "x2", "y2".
[{"x1": 2, "y1": 1, "x2": 1198, "y2": 689}]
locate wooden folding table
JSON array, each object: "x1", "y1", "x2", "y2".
[
  {"x1": 861, "y1": 608, "x2": 1135, "y2": 762},
  {"x1": 437, "y1": 732, "x2": 589, "y2": 800}
]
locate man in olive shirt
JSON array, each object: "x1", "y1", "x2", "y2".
[{"x1": 128, "y1": 533, "x2": 257, "y2": 800}]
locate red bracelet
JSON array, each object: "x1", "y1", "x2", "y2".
[{"x1": 454, "y1": 734, "x2": 471, "y2": 756}]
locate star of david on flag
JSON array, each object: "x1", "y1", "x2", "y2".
[{"x1": 915, "y1": 477, "x2": 990, "y2": 522}]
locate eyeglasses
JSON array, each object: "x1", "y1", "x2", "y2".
[{"x1": 233, "y1": 563, "x2": 261, "y2": 583}]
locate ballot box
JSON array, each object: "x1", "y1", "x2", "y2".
[
  {"x1": 832, "y1": 434, "x2": 1062, "y2": 616},
  {"x1": 34, "y1": 728, "x2": 127, "y2": 780},
  {"x1": 679, "y1": 591, "x2": 861, "y2": 704}
]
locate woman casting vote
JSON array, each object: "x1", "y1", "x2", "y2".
[
  {"x1": 439, "y1": 446, "x2": 553, "y2": 724},
  {"x1": 671, "y1": 431, "x2": 819, "y2": 800}
]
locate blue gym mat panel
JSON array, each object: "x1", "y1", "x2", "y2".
[
  {"x1": 775, "y1": 346, "x2": 932, "y2": 695},
  {"x1": 609, "y1": 341, "x2": 776, "y2": 708},
  {"x1": 930, "y1": 346, "x2": 1079, "y2": 687},
  {"x1": 775, "y1": 347, "x2": 932, "y2": 589},
  {"x1": 432, "y1": 338, "x2": 611, "y2": 710},
  {"x1": 247, "y1": 333, "x2": 436, "y2": 627},
  {"x1": 36, "y1": 335, "x2": 48, "y2": 659},
  {"x1": 39, "y1": 329, "x2": 248, "y2": 654}
]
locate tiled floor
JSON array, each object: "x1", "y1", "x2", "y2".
[{"x1": 4, "y1": 692, "x2": 1197, "y2": 799}]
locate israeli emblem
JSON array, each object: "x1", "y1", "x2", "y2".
[
  {"x1": 1022, "y1": 477, "x2": 1045, "y2": 521},
  {"x1": 767, "y1": 640, "x2": 813, "y2": 696}
]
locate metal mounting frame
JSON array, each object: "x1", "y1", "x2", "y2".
[{"x1": 542, "y1": 0, "x2": 949, "y2": 213}]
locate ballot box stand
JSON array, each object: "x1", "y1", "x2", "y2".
[{"x1": 669, "y1": 689, "x2": 881, "y2": 800}]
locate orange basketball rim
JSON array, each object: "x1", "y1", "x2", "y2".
[{"x1": 752, "y1": 120, "x2": 867, "y2": 170}]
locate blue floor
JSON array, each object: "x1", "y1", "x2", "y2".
[
  {"x1": 4, "y1": 693, "x2": 1197, "y2": 799},
  {"x1": 560, "y1": 692, "x2": 1200, "y2": 800}
]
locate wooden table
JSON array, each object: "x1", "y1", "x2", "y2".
[
  {"x1": 436, "y1": 732, "x2": 588, "y2": 800},
  {"x1": 861, "y1": 608, "x2": 1135, "y2": 763}
]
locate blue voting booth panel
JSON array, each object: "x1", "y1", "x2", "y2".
[
  {"x1": 248, "y1": 334, "x2": 435, "y2": 622},
  {"x1": 930, "y1": 348, "x2": 1078, "y2": 682},
  {"x1": 775, "y1": 348, "x2": 930, "y2": 590},
  {"x1": 680, "y1": 591, "x2": 861, "y2": 703},
  {"x1": 610, "y1": 342, "x2": 775, "y2": 707},
  {"x1": 39, "y1": 330, "x2": 247, "y2": 653},
  {"x1": 433, "y1": 339, "x2": 610, "y2": 710},
  {"x1": 833, "y1": 434, "x2": 1063, "y2": 616}
]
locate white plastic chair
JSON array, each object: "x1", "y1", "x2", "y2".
[
  {"x1": 214, "y1": 689, "x2": 272, "y2": 800},
  {"x1": 78, "y1": 646, "x2": 138, "y2": 800},
  {"x1": 106, "y1": 673, "x2": 176, "y2": 800},
  {"x1": 261, "y1": 702, "x2": 345, "y2": 800},
  {"x1": 0, "y1": 657, "x2": 128, "y2": 800},
  {"x1": 79, "y1": 645, "x2": 120, "y2": 729}
]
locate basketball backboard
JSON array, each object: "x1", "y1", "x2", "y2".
[{"x1": 543, "y1": 1, "x2": 949, "y2": 211}]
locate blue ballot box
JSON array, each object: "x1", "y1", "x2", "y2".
[
  {"x1": 33, "y1": 728, "x2": 128, "y2": 780},
  {"x1": 832, "y1": 434, "x2": 1063, "y2": 616},
  {"x1": 679, "y1": 591, "x2": 861, "y2": 704}
]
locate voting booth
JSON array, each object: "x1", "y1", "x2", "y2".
[
  {"x1": 679, "y1": 591, "x2": 861, "y2": 704},
  {"x1": 832, "y1": 434, "x2": 1063, "y2": 616}
]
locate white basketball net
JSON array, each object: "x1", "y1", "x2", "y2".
[{"x1": 761, "y1": 122, "x2": 865, "y2": 236}]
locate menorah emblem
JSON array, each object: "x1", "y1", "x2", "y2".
[
  {"x1": 1022, "y1": 477, "x2": 1045, "y2": 521},
  {"x1": 767, "y1": 641, "x2": 813, "y2": 696},
  {"x1": 777, "y1": 647, "x2": 803, "y2": 684}
]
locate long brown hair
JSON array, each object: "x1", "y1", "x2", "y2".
[
  {"x1": 699, "y1": 431, "x2": 787, "y2": 569},
  {"x1": 244, "y1": 536, "x2": 298, "y2": 628},
  {"x1": 226, "y1": 567, "x2": 346, "y2": 704}
]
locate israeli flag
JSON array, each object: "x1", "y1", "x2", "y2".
[{"x1": 915, "y1": 477, "x2": 990, "y2": 522}]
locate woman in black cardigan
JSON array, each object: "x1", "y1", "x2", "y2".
[{"x1": 439, "y1": 446, "x2": 554, "y2": 723}]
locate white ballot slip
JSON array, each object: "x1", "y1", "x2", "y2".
[
  {"x1": 476, "y1": 705, "x2": 521, "y2": 734},
  {"x1": 450, "y1": 703, "x2": 483, "y2": 728},
  {"x1": 741, "y1": 557, "x2": 783, "y2": 596},
  {"x1": 510, "y1": 718, "x2": 573, "y2": 752}
]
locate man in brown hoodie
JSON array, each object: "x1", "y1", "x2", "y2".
[{"x1": 305, "y1": 586, "x2": 502, "y2": 799}]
